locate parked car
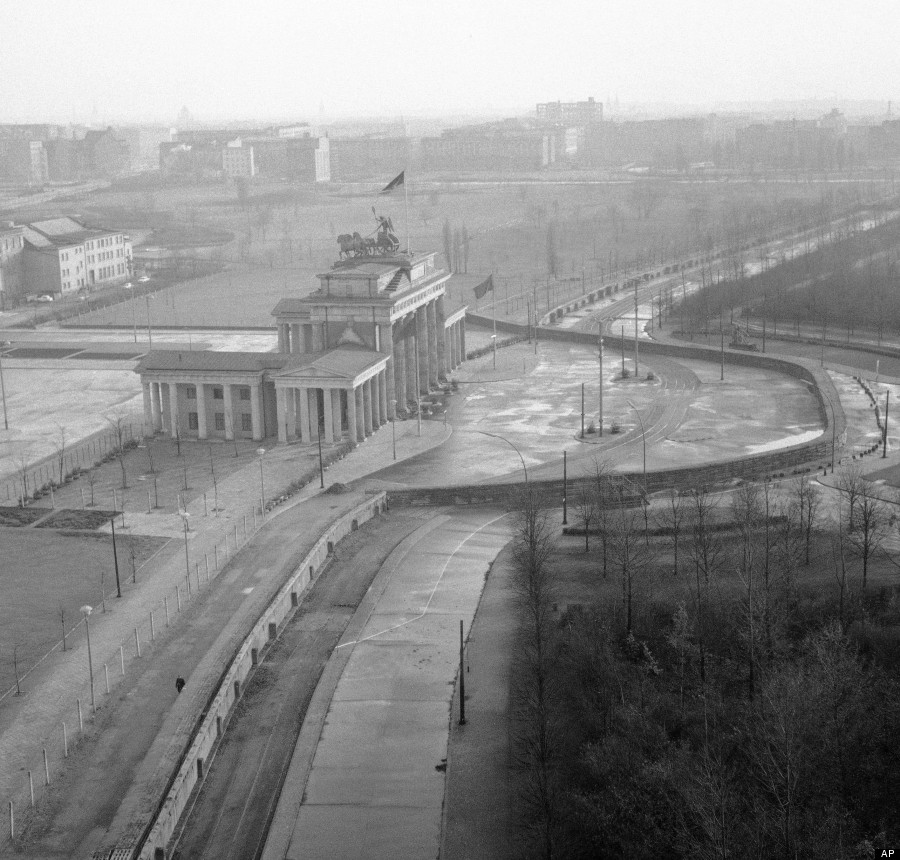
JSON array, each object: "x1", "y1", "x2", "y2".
[
  {"x1": 137, "y1": 275, "x2": 151, "y2": 283},
  {"x1": 122, "y1": 282, "x2": 133, "y2": 289},
  {"x1": 36, "y1": 295, "x2": 54, "y2": 303}
]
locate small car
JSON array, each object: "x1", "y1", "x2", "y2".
[{"x1": 36, "y1": 295, "x2": 54, "y2": 302}]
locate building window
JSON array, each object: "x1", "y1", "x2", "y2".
[
  {"x1": 213, "y1": 386, "x2": 224, "y2": 400},
  {"x1": 239, "y1": 386, "x2": 251, "y2": 401},
  {"x1": 188, "y1": 412, "x2": 198, "y2": 430},
  {"x1": 215, "y1": 413, "x2": 225, "y2": 431},
  {"x1": 241, "y1": 413, "x2": 253, "y2": 432},
  {"x1": 186, "y1": 385, "x2": 196, "y2": 400}
]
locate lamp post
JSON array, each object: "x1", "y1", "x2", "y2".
[
  {"x1": 80, "y1": 605, "x2": 94, "y2": 710},
  {"x1": 110, "y1": 514, "x2": 122, "y2": 598},
  {"x1": 317, "y1": 424, "x2": 325, "y2": 489},
  {"x1": 0, "y1": 340, "x2": 9, "y2": 430},
  {"x1": 256, "y1": 447, "x2": 266, "y2": 514},
  {"x1": 477, "y1": 430, "x2": 528, "y2": 484},
  {"x1": 179, "y1": 511, "x2": 191, "y2": 579},
  {"x1": 626, "y1": 399, "x2": 647, "y2": 484},
  {"x1": 390, "y1": 399, "x2": 397, "y2": 460},
  {"x1": 491, "y1": 334, "x2": 497, "y2": 369}
]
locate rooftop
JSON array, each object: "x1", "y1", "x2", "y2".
[{"x1": 135, "y1": 350, "x2": 294, "y2": 374}]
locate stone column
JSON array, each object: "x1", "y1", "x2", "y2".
[
  {"x1": 416, "y1": 305, "x2": 429, "y2": 395},
  {"x1": 394, "y1": 330, "x2": 406, "y2": 413},
  {"x1": 142, "y1": 383, "x2": 152, "y2": 434},
  {"x1": 355, "y1": 386, "x2": 366, "y2": 439},
  {"x1": 323, "y1": 387, "x2": 334, "y2": 443},
  {"x1": 460, "y1": 317, "x2": 466, "y2": 358},
  {"x1": 309, "y1": 388, "x2": 320, "y2": 441},
  {"x1": 363, "y1": 378, "x2": 373, "y2": 436},
  {"x1": 285, "y1": 387, "x2": 297, "y2": 441},
  {"x1": 452, "y1": 322, "x2": 460, "y2": 368},
  {"x1": 168, "y1": 382, "x2": 180, "y2": 436},
  {"x1": 250, "y1": 382, "x2": 263, "y2": 441},
  {"x1": 378, "y1": 369, "x2": 388, "y2": 426},
  {"x1": 223, "y1": 384, "x2": 235, "y2": 441},
  {"x1": 276, "y1": 387, "x2": 288, "y2": 443},
  {"x1": 311, "y1": 324, "x2": 324, "y2": 352},
  {"x1": 298, "y1": 386, "x2": 310, "y2": 443},
  {"x1": 405, "y1": 329, "x2": 417, "y2": 405},
  {"x1": 278, "y1": 324, "x2": 288, "y2": 353},
  {"x1": 331, "y1": 389, "x2": 342, "y2": 440},
  {"x1": 347, "y1": 385, "x2": 358, "y2": 443},
  {"x1": 151, "y1": 382, "x2": 163, "y2": 431},
  {"x1": 382, "y1": 323, "x2": 395, "y2": 418},
  {"x1": 291, "y1": 324, "x2": 301, "y2": 354},
  {"x1": 436, "y1": 295, "x2": 447, "y2": 379},
  {"x1": 196, "y1": 382, "x2": 208, "y2": 440},
  {"x1": 426, "y1": 300, "x2": 439, "y2": 388}
]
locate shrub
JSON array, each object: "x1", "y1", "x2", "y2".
[
  {"x1": 586, "y1": 421, "x2": 596, "y2": 435},
  {"x1": 610, "y1": 422, "x2": 622, "y2": 434},
  {"x1": 645, "y1": 371, "x2": 655, "y2": 381},
  {"x1": 621, "y1": 368, "x2": 631, "y2": 379}
]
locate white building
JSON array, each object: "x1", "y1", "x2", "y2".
[
  {"x1": 222, "y1": 139, "x2": 256, "y2": 179},
  {"x1": 23, "y1": 217, "x2": 132, "y2": 297}
]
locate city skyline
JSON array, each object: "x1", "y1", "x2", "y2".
[{"x1": 1, "y1": 0, "x2": 898, "y2": 124}]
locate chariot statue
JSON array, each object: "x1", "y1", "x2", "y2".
[{"x1": 337, "y1": 209, "x2": 401, "y2": 258}]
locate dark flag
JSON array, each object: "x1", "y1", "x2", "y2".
[
  {"x1": 473, "y1": 275, "x2": 494, "y2": 300},
  {"x1": 380, "y1": 171, "x2": 405, "y2": 194}
]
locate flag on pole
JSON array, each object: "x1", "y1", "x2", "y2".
[
  {"x1": 380, "y1": 171, "x2": 405, "y2": 194},
  {"x1": 473, "y1": 274, "x2": 494, "y2": 300}
]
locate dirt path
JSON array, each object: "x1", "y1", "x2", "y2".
[{"x1": 171, "y1": 509, "x2": 435, "y2": 860}]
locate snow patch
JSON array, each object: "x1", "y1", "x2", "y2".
[{"x1": 745, "y1": 429, "x2": 823, "y2": 454}]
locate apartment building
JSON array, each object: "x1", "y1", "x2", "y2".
[
  {"x1": 23, "y1": 217, "x2": 132, "y2": 297},
  {"x1": 0, "y1": 222, "x2": 26, "y2": 307}
]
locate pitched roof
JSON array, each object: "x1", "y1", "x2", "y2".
[{"x1": 272, "y1": 344, "x2": 387, "y2": 382}]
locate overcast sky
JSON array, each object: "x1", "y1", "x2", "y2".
[{"x1": 1, "y1": 0, "x2": 898, "y2": 124}]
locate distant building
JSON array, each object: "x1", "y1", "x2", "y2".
[
  {"x1": 0, "y1": 139, "x2": 49, "y2": 185},
  {"x1": 222, "y1": 139, "x2": 256, "y2": 179},
  {"x1": 329, "y1": 136, "x2": 410, "y2": 180},
  {"x1": 536, "y1": 97, "x2": 602, "y2": 125},
  {"x1": 23, "y1": 217, "x2": 132, "y2": 296},
  {"x1": 419, "y1": 121, "x2": 555, "y2": 172},
  {"x1": 81, "y1": 127, "x2": 130, "y2": 177},
  {"x1": 579, "y1": 117, "x2": 705, "y2": 169},
  {"x1": 0, "y1": 222, "x2": 26, "y2": 308}
]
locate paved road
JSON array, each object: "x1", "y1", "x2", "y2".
[
  {"x1": 171, "y1": 509, "x2": 434, "y2": 860},
  {"x1": 262, "y1": 508, "x2": 512, "y2": 860}
]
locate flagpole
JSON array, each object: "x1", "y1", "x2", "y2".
[{"x1": 405, "y1": 173, "x2": 410, "y2": 255}]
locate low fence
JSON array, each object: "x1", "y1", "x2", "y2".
[{"x1": 129, "y1": 492, "x2": 387, "y2": 860}]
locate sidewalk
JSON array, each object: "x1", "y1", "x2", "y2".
[{"x1": 0, "y1": 417, "x2": 451, "y2": 850}]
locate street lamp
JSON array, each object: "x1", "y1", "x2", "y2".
[
  {"x1": 110, "y1": 514, "x2": 122, "y2": 598},
  {"x1": 477, "y1": 430, "x2": 528, "y2": 483},
  {"x1": 179, "y1": 511, "x2": 191, "y2": 579},
  {"x1": 390, "y1": 399, "x2": 397, "y2": 461},
  {"x1": 256, "y1": 447, "x2": 266, "y2": 514},
  {"x1": 626, "y1": 400, "x2": 647, "y2": 484},
  {"x1": 490, "y1": 334, "x2": 497, "y2": 370},
  {"x1": 0, "y1": 340, "x2": 10, "y2": 430},
  {"x1": 80, "y1": 605, "x2": 94, "y2": 710}
]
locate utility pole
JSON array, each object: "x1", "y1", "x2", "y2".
[
  {"x1": 562, "y1": 450, "x2": 567, "y2": 524},
  {"x1": 598, "y1": 333, "x2": 604, "y2": 436},
  {"x1": 634, "y1": 278, "x2": 640, "y2": 378},
  {"x1": 620, "y1": 325, "x2": 625, "y2": 377},
  {"x1": 884, "y1": 391, "x2": 890, "y2": 458}
]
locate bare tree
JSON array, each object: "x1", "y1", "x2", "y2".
[
  {"x1": 15, "y1": 456, "x2": 30, "y2": 506},
  {"x1": 687, "y1": 487, "x2": 724, "y2": 688},
  {"x1": 610, "y1": 502, "x2": 655, "y2": 635},
  {"x1": 793, "y1": 476, "x2": 821, "y2": 565},
  {"x1": 106, "y1": 415, "x2": 130, "y2": 488},
  {"x1": 573, "y1": 481, "x2": 596, "y2": 552},
  {"x1": 59, "y1": 605, "x2": 67, "y2": 651},
  {"x1": 86, "y1": 469, "x2": 99, "y2": 507},
  {"x1": 53, "y1": 424, "x2": 67, "y2": 484},
  {"x1": 838, "y1": 464, "x2": 865, "y2": 532},
  {"x1": 851, "y1": 490, "x2": 887, "y2": 594},
  {"x1": 664, "y1": 488, "x2": 686, "y2": 575}
]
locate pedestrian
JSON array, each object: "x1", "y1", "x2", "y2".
[{"x1": 175, "y1": 676, "x2": 185, "y2": 694}]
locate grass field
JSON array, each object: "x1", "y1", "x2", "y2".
[
  {"x1": 0, "y1": 528, "x2": 167, "y2": 697},
  {"x1": 44, "y1": 174, "x2": 871, "y2": 330}
]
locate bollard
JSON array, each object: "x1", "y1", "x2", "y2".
[
  {"x1": 104, "y1": 664, "x2": 110, "y2": 694},
  {"x1": 186, "y1": 572, "x2": 192, "y2": 597},
  {"x1": 43, "y1": 748, "x2": 49, "y2": 786},
  {"x1": 28, "y1": 772, "x2": 34, "y2": 807},
  {"x1": 204, "y1": 492, "x2": 208, "y2": 516},
  {"x1": 8, "y1": 800, "x2": 13, "y2": 840},
  {"x1": 63, "y1": 722, "x2": 68, "y2": 757},
  {"x1": 214, "y1": 544, "x2": 219, "y2": 569},
  {"x1": 120, "y1": 645, "x2": 125, "y2": 676},
  {"x1": 243, "y1": 514, "x2": 247, "y2": 539},
  {"x1": 150, "y1": 610, "x2": 155, "y2": 641},
  {"x1": 77, "y1": 698, "x2": 83, "y2": 733},
  {"x1": 147, "y1": 490, "x2": 152, "y2": 514},
  {"x1": 164, "y1": 595, "x2": 170, "y2": 626},
  {"x1": 176, "y1": 585, "x2": 182, "y2": 612},
  {"x1": 195, "y1": 562, "x2": 200, "y2": 591},
  {"x1": 134, "y1": 628, "x2": 141, "y2": 658},
  {"x1": 205, "y1": 554, "x2": 210, "y2": 583}
]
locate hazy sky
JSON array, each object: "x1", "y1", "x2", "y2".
[{"x1": 2, "y1": 0, "x2": 898, "y2": 123}]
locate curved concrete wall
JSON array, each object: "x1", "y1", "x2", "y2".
[
  {"x1": 402, "y1": 315, "x2": 849, "y2": 507},
  {"x1": 133, "y1": 493, "x2": 387, "y2": 860}
]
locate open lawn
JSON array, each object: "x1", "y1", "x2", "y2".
[
  {"x1": 52, "y1": 176, "x2": 865, "y2": 329},
  {"x1": 0, "y1": 528, "x2": 168, "y2": 697}
]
